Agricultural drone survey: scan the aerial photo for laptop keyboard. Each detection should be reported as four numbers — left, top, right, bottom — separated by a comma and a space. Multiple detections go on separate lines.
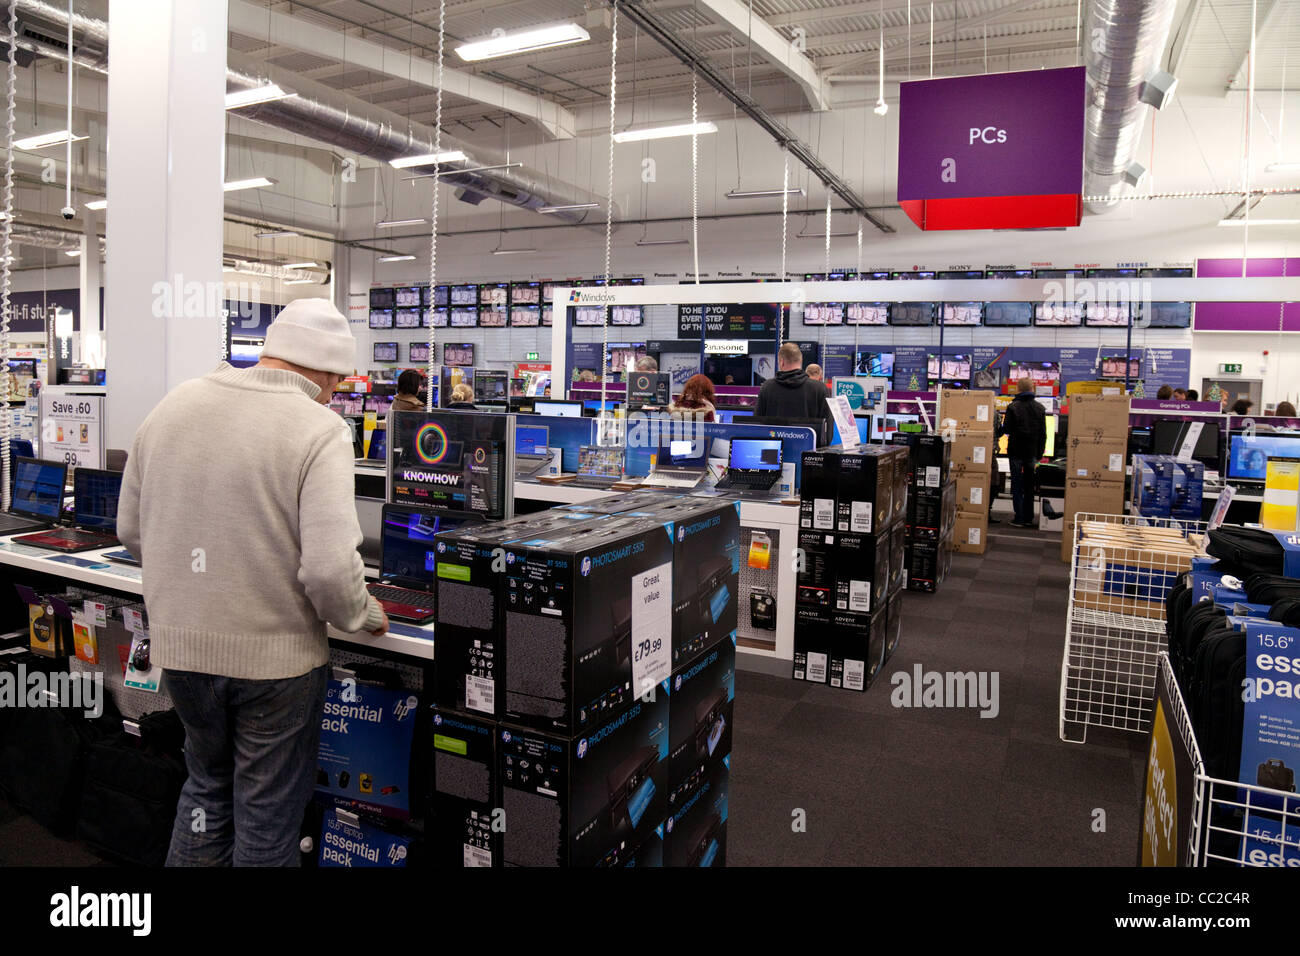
27, 528, 116, 547
716, 472, 778, 490
367, 583, 433, 607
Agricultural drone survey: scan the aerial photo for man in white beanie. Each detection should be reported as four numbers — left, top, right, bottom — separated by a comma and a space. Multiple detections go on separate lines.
117, 298, 388, 867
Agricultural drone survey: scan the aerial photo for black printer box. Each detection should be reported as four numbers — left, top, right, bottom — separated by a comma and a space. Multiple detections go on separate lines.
793, 606, 831, 683
431, 708, 500, 867
798, 529, 888, 615
826, 607, 887, 691
651, 498, 740, 670
799, 450, 840, 531
884, 590, 904, 664
664, 760, 728, 867
835, 446, 894, 535
668, 635, 735, 801
498, 688, 669, 867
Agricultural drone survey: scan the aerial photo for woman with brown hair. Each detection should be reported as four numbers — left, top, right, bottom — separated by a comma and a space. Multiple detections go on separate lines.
666, 373, 717, 422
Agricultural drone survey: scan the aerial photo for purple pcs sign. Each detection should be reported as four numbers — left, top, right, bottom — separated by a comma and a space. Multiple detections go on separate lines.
897, 66, 1086, 202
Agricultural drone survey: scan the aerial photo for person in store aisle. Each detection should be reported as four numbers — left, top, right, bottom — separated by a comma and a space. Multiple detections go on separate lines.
635, 356, 659, 373
1277, 401, 1297, 418
1156, 385, 1174, 400
997, 377, 1047, 529
988, 402, 1003, 525
666, 373, 717, 422
806, 364, 824, 385
756, 341, 833, 442
1232, 398, 1254, 415
116, 298, 389, 868
392, 369, 424, 412
1173, 387, 1188, 400
1186, 389, 1200, 401
448, 382, 477, 409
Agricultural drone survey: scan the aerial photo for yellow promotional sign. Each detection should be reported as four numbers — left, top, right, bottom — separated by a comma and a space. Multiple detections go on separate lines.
1140, 699, 1179, 867
1260, 457, 1300, 532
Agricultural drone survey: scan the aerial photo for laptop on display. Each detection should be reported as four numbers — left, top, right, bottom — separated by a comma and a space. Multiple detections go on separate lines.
713, 439, 783, 493
568, 445, 625, 489
641, 437, 709, 489
0, 458, 68, 535
365, 504, 482, 625
514, 423, 552, 477
16, 467, 122, 553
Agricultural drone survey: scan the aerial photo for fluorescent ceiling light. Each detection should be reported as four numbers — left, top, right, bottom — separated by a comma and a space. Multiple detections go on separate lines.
726, 187, 806, 199
612, 121, 717, 143
1217, 218, 1300, 226
84, 199, 107, 211
377, 218, 426, 228
283, 261, 319, 269
284, 278, 315, 285
224, 177, 277, 192
255, 229, 299, 239
14, 129, 87, 150
636, 238, 690, 246
225, 84, 293, 109
1264, 161, 1300, 172
64, 249, 81, 257
388, 150, 467, 169
456, 23, 590, 62
796, 231, 858, 239
492, 248, 536, 255
378, 254, 417, 262
537, 202, 600, 214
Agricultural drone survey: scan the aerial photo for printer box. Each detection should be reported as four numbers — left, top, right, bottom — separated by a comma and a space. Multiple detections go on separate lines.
556, 490, 674, 516
892, 444, 910, 527
498, 688, 669, 868
884, 589, 903, 664
948, 431, 995, 475
906, 539, 950, 593
953, 512, 988, 555
826, 607, 887, 691
799, 450, 840, 531
796, 529, 835, 609
431, 708, 500, 867
667, 635, 735, 801
797, 529, 888, 614
1171, 459, 1205, 521
792, 606, 831, 683
664, 760, 728, 867
955, 472, 991, 515
938, 388, 996, 429
434, 511, 607, 719
835, 446, 895, 534
890, 432, 950, 490
888, 522, 906, 595
653, 498, 740, 670
1131, 455, 1174, 518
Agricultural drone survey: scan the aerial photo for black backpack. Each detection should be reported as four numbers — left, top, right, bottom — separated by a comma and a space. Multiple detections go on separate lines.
1188, 627, 1247, 782
1207, 527, 1286, 578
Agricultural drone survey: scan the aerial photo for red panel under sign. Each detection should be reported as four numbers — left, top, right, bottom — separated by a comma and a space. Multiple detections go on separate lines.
900, 193, 1083, 231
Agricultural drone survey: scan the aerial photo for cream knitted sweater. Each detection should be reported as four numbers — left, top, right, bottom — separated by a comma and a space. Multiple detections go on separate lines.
117, 363, 385, 679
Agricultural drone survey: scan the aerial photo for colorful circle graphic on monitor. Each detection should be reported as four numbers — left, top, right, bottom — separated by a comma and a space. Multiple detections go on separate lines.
415, 422, 450, 464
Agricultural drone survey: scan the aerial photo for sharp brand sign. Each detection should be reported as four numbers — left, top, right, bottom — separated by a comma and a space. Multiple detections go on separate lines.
897, 66, 1085, 230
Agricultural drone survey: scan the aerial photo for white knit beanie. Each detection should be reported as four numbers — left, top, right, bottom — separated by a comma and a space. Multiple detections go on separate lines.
261, 299, 356, 376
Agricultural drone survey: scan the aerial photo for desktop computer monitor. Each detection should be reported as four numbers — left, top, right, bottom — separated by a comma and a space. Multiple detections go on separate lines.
1228, 432, 1300, 481
1151, 419, 1222, 468
532, 399, 583, 418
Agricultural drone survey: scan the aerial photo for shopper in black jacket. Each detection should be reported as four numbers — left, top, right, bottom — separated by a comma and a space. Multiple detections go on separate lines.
756, 342, 832, 444
998, 378, 1047, 527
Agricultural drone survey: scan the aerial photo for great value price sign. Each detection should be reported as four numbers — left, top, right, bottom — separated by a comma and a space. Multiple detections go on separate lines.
897, 66, 1085, 230
39, 392, 104, 469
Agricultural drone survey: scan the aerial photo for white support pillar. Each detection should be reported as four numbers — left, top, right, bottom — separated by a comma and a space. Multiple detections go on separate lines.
104, 0, 227, 450
79, 209, 102, 343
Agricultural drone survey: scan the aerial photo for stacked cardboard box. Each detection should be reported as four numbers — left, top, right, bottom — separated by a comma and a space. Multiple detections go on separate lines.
1072, 519, 1202, 619
939, 389, 997, 556
431, 495, 740, 867
1062, 393, 1130, 561
794, 445, 909, 690
890, 431, 955, 593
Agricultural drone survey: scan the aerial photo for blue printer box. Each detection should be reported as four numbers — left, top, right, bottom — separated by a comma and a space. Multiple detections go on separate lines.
1170, 459, 1204, 521
1131, 455, 1173, 518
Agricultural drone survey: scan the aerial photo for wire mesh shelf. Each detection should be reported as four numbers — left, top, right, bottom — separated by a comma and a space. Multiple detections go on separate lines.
1060, 513, 1207, 743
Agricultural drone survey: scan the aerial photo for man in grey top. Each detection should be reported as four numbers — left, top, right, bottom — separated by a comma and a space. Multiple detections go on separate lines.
117, 298, 388, 866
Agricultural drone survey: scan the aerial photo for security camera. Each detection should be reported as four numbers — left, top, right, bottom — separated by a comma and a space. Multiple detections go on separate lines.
60, 206, 75, 221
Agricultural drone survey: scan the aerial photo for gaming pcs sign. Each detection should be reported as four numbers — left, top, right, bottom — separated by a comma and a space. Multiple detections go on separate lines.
897, 66, 1085, 230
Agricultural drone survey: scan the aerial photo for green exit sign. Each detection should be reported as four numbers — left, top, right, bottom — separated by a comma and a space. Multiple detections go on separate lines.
1220, 363, 1243, 374
525, 351, 540, 361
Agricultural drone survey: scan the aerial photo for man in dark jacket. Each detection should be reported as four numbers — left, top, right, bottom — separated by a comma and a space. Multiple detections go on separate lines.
998, 378, 1047, 528
756, 342, 832, 444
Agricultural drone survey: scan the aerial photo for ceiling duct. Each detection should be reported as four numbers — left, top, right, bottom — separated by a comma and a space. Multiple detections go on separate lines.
10, 0, 614, 226
1083, 0, 1180, 212
10, 221, 86, 252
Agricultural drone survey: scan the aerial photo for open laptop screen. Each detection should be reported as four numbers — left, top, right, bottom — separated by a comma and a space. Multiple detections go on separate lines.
577, 445, 624, 478
73, 468, 123, 532
516, 425, 549, 457
729, 439, 782, 472
13, 458, 66, 519
658, 437, 708, 469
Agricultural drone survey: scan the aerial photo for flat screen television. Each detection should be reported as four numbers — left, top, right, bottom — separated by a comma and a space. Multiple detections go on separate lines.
450, 284, 478, 306
510, 281, 540, 305
802, 303, 844, 325
1085, 302, 1131, 327
449, 308, 478, 328
394, 286, 421, 308
1228, 432, 1300, 481
394, 308, 421, 329
1139, 301, 1192, 328
846, 302, 888, 325
369, 288, 395, 309
373, 341, 399, 363
940, 302, 982, 326
1152, 418, 1222, 467
369, 309, 395, 329
889, 302, 934, 325
431, 285, 449, 307
443, 343, 474, 367
425, 308, 448, 328
480, 282, 509, 310
611, 305, 643, 326
1099, 355, 1141, 379
1034, 268, 1085, 278
1008, 361, 1060, 390
854, 351, 895, 377
607, 343, 647, 374
937, 270, 985, 279
891, 271, 936, 280
1034, 302, 1084, 326
573, 306, 607, 326
510, 305, 541, 327
928, 354, 972, 384
985, 269, 1034, 279
541, 305, 554, 327
409, 341, 431, 363
479, 307, 508, 328
983, 302, 1033, 327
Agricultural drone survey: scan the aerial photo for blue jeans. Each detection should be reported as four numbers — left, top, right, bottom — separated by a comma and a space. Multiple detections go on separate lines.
164, 666, 328, 867
1009, 458, 1037, 524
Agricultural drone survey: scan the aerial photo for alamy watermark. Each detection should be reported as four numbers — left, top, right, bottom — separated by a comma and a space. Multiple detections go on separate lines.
0, 665, 103, 719
890, 664, 1000, 718
150, 274, 263, 325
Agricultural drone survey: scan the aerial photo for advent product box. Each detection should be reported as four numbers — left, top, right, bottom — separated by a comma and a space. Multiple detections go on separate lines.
883, 590, 903, 664
665, 761, 728, 867
826, 607, 887, 691
890, 432, 950, 489
653, 498, 741, 669
434, 510, 607, 718
887, 523, 906, 594
953, 512, 987, 555
1171, 459, 1205, 521
948, 431, 996, 474
797, 529, 888, 615
907, 486, 944, 538
836, 446, 896, 534
955, 472, 991, 515
905, 539, 950, 593
431, 708, 500, 867
891, 445, 910, 526
938, 389, 996, 430
498, 689, 669, 868
667, 636, 734, 801
1131, 455, 1174, 518
792, 606, 830, 682
799, 450, 840, 531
